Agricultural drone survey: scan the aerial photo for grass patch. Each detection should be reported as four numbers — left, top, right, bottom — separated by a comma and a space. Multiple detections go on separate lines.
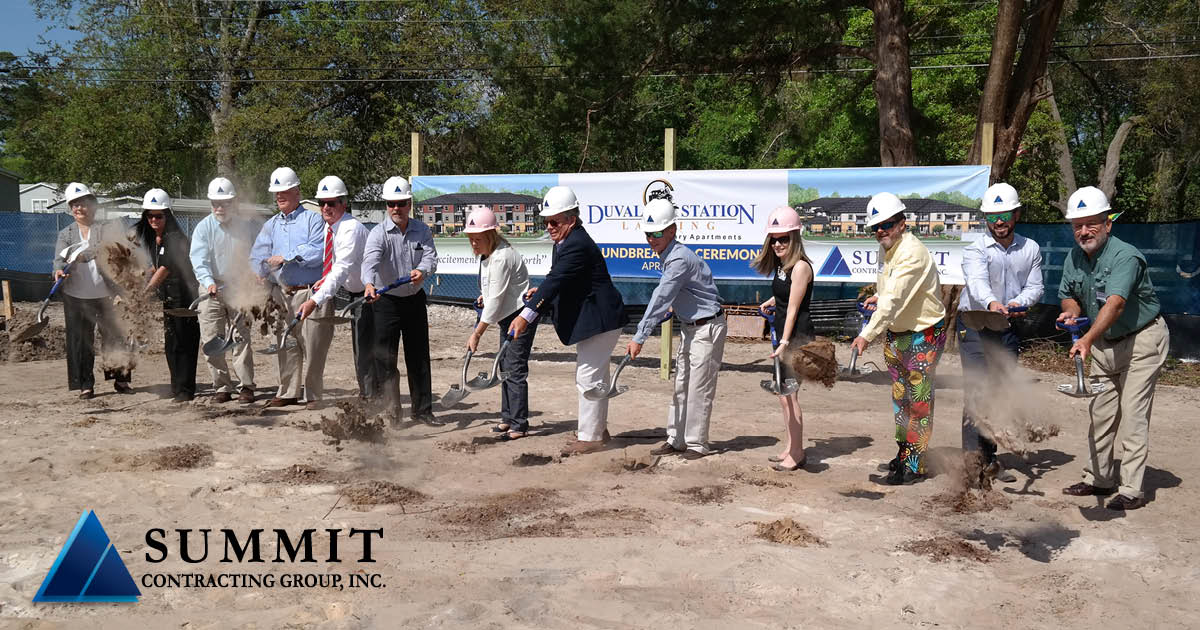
1020, 340, 1200, 387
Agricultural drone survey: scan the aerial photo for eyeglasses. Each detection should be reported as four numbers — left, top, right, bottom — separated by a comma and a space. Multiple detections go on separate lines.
147, 213, 166, 220
645, 230, 666, 239
386, 200, 410, 209
985, 211, 1014, 224
1071, 218, 1105, 233
874, 219, 899, 232
211, 200, 232, 209
545, 217, 570, 228
769, 234, 791, 245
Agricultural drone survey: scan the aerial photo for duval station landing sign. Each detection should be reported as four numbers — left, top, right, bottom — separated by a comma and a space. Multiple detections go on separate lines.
415, 165, 988, 283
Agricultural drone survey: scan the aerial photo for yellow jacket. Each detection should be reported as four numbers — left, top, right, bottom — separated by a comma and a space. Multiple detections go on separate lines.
860, 231, 946, 341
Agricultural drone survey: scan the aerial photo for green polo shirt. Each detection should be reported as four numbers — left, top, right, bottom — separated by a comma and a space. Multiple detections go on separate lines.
1057, 235, 1160, 340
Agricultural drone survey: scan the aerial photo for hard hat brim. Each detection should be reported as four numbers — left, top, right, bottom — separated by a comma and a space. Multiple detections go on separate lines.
980, 204, 1021, 213
207, 193, 235, 201
865, 209, 905, 228
381, 193, 413, 201
538, 203, 578, 217
268, 182, 300, 193
639, 218, 675, 232
463, 225, 498, 234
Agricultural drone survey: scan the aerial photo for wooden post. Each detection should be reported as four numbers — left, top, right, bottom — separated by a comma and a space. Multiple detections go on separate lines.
981, 121, 994, 168
1, 280, 12, 319
660, 128, 676, 380
410, 132, 423, 177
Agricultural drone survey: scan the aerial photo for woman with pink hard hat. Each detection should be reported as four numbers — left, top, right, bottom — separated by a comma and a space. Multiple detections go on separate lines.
751, 206, 815, 471
464, 207, 538, 439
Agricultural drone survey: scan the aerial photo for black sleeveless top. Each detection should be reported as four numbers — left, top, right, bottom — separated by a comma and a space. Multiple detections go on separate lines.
772, 261, 814, 344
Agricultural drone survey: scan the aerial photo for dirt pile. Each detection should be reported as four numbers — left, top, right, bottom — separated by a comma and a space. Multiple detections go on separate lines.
789, 338, 839, 388
679, 485, 731, 505
258, 464, 346, 485
2, 309, 68, 362
343, 481, 427, 506
512, 453, 555, 466
437, 440, 478, 454
150, 444, 215, 470
728, 471, 790, 488
754, 518, 825, 546
900, 536, 992, 563
320, 401, 386, 443
439, 488, 568, 537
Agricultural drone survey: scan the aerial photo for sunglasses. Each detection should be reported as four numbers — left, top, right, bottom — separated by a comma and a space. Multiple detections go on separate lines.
545, 217, 571, 228
386, 200, 410, 208
985, 211, 1014, 224
874, 219, 899, 232
319, 199, 342, 208
211, 200, 232, 209
645, 230, 667, 239
769, 235, 791, 245
147, 213, 166, 220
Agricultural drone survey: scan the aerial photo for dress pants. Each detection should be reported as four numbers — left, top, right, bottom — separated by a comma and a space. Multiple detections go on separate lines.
348, 291, 377, 398
197, 296, 254, 393
373, 290, 433, 417
276, 288, 333, 401
574, 328, 622, 442
665, 316, 727, 454
163, 313, 200, 396
498, 309, 537, 427
63, 293, 130, 391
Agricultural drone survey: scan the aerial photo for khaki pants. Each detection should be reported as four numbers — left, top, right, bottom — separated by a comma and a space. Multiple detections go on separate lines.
665, 316, 728, 454
575, 328, 622, 442
1083, 317, 1169, 499
198, 296, 254, 393
276, 289, 334, 401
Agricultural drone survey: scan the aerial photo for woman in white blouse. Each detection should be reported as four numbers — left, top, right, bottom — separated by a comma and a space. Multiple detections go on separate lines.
464, 207, 537, 440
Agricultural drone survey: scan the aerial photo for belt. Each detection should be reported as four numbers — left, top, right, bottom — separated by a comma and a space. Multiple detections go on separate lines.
686, 313, 723, 327
284, 284, 312, 295
1106, 315, 1161, 344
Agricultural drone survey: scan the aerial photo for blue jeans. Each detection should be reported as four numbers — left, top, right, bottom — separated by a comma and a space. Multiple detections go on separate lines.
956, 318, 1020, 459
498, 309, 537, 428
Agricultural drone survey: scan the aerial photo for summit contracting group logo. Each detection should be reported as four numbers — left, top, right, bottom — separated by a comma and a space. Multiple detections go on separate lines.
34, 510, 140, 603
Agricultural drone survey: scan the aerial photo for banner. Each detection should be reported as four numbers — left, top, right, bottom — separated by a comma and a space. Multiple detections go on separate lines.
416, 165, 989, 284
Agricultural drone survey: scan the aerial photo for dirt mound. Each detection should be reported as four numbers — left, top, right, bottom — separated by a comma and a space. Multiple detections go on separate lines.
151, 444, 215, 470
926, 489, 1012, 515
679, 485, 731, 505
258, 464, 346, 485
728, 471, 790, 488
437, 440, 478, 454
440, 488, 559, 529
320, 401, 386, 443
755, 518, 825, 546
603, 453, 660, 474
72, 416, 100, 428
900, 536, 991, 563
343, 481, 427, 506
512, 453, 555, 466
789, 338, 839, 388
2, 309, 68, 362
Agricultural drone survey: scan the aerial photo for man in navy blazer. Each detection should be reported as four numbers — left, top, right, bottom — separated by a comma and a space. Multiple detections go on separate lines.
510, 185, 628, 455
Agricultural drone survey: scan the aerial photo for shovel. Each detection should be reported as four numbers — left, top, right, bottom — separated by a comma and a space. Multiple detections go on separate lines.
261, 310, 302, 356
439, 350, 474, 409
202, 311, 245, 357
465, 307, 542, 391
13, 244, 86, 343
309, 276, 415, 325
583, 352, 633, 401
839, 302, 876, 381
163, 292, 214, 318
1055, 317, 1107, 398
758, 307, 799, 396
959, 305, 1028, 332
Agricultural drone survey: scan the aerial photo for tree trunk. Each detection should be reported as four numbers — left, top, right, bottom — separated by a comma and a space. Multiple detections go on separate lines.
871, 0, 916, 166
1045, 75, 1076, 210
968, 0, 1022, 169
1098, 115, 1142, 199
967, 0, 1066, 181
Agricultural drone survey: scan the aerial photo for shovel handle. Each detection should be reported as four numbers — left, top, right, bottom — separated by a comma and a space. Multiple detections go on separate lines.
847, 345, 860, 374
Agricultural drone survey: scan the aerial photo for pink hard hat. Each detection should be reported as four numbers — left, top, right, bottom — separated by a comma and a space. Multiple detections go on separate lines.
463, 207, 499, 233
765, 206, 802, 233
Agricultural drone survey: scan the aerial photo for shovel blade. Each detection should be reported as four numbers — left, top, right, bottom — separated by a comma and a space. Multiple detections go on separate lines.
582, 385, 612, 401
11, 320, 48, 344
759, 378, 782, 395
465, 371, 499, 390
202, 337, 229, 357
163, 308, 199, 317
1056, 382, 1107, 398
440, 385, 468, 409
780, 379, 799, 395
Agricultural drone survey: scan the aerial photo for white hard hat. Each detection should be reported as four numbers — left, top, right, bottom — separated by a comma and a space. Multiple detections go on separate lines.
142, 188, 171, 210
268, 166, 301, 192
639, 198, 677, 232
765, 206, 802, 233
207, 177, 235, 200
315, 175, 348, 200
865, 192, 906, 227
64, 182, 95, 204
540, 185, 579, 217
1064, 186, 1111, 220
464, 207, 499, 233
381, 176, 413, 201
981, 182, 1021, 213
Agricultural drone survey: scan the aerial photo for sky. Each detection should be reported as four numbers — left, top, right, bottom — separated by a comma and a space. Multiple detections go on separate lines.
0, 0, 81, 56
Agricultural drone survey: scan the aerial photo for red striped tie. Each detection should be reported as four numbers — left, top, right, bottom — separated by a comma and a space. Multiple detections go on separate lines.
315, 225, 333, 289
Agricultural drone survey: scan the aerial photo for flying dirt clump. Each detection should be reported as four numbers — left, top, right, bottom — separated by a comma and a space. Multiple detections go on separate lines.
755, 518, 825, 546
788, 338, 839, 388
320, 401, 386, 443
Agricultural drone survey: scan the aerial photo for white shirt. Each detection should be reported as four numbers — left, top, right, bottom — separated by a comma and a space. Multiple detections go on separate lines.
311, 214, 369, 306
959, 232, 1044, 311
479, 240, 530, 325
63, 226, 110, 300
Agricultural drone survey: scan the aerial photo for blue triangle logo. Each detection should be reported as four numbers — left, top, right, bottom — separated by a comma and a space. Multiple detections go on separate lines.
871, 208, 879, 216
150, 197, 158, 203
468, 219, 475, 226
994, 195, 1004, 203
33, 510, 140, 603
321, 184, 328, 191
274, 178, 281, 185
817, 246, 853, 277
74, 186, 82, 192
1077, 200, 1087, 208
394, 186, 402, 193
217, 186, 225, 193
771, 218, 779, 225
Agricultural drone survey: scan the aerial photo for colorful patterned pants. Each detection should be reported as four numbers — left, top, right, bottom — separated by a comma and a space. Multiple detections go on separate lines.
884, 320, 948, 474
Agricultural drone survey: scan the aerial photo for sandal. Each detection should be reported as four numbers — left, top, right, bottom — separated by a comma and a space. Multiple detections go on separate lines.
78, 389, 95, 400
490, 423, 511, 433
500, 430, 528, 441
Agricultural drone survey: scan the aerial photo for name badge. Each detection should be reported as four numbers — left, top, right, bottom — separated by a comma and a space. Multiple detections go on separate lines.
1096, 290, 1109, 304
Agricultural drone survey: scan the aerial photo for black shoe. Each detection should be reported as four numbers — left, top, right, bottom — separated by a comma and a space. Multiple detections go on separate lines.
680, 449, 710, 461
173, 392, 194, 403
114, 381, 134, 394
413, 413, 441, 425
885, 468, 924, 486
877, 457, 901, 473
1106, 494, 1147, 510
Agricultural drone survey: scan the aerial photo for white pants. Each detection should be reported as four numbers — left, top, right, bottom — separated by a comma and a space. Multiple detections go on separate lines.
666, 316, 727, 454
575, 328, 622, 441
197, 295, 254, 393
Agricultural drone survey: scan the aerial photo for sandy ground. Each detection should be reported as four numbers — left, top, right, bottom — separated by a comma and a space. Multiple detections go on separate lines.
1, 303, 1198, 629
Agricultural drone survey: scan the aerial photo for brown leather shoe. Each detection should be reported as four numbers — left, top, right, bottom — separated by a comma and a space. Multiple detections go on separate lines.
1062, 482, 1116, 497
238, 388, 255, 403
213, 392, 232, 403
305, 400, 324, 411
561, 440, 607, 457
1106, 494, 1147, 510
649, 443, 682, 456
265, 397, 299, 408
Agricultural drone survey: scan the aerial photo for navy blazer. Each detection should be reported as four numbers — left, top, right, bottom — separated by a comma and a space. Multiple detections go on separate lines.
527, 223, 627, 345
